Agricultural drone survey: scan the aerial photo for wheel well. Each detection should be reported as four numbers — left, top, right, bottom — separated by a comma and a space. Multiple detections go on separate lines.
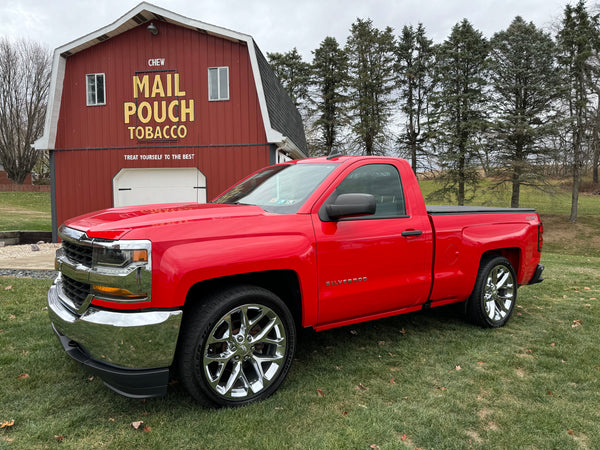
481, 248, 520, 274
183, 270, 303, 328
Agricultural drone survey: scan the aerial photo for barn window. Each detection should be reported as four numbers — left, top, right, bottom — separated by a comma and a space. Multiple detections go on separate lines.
208, 67, 229, 101
86, 73, 106, 106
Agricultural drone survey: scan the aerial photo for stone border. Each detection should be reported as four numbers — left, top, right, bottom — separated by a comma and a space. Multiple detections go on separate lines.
0, 231, 53, 246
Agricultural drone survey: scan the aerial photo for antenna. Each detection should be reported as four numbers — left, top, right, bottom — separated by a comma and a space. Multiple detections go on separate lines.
327, 150, 346, 160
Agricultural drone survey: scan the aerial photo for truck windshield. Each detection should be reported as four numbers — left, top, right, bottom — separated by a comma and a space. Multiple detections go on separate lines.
213, 163, 339, 214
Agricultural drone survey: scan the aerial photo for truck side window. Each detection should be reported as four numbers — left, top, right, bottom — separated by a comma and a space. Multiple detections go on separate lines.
335, 164, 406, 217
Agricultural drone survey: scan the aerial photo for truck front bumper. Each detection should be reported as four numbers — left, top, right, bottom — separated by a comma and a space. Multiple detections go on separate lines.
48, 279, 183, 398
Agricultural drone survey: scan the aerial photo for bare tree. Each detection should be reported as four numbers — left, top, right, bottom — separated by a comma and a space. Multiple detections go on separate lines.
0, 38, 51, 184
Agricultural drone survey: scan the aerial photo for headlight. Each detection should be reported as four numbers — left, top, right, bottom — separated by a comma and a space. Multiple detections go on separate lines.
88, 240, 152, 304
93, 247, 148, 268
91, 240, 152, 271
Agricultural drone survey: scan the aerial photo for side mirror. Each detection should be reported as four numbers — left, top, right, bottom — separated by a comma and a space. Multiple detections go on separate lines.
325, 193, 376, 220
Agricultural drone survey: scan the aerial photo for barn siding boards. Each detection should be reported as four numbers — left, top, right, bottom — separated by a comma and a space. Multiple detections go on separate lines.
53, 145, 270, 225
55, 23, 266, 149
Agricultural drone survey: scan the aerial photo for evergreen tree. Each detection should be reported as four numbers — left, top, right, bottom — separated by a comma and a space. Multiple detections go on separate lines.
311, 37, 348, 156
345, 19, 396, 155
488, 16, 561, 207
396, 23, 433, 174
429, 20, 489, 205
557, 0, 600, 223
267, 48, 311, 108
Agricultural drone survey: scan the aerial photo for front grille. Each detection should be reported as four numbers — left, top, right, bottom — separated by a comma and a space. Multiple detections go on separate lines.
62, 275, 91, 310
63, 240, 93, 267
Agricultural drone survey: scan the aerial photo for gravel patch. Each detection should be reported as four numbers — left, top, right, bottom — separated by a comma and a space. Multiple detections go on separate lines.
0, 243, 60, 278
0, 268, 57, 279
0, 242, 61, 258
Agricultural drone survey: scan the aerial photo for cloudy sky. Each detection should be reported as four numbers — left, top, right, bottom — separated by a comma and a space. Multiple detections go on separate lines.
3, 0, 572, 59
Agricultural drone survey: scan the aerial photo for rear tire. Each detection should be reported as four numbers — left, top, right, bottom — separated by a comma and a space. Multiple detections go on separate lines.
467, 256, 517, 328
177, 285, 296, 408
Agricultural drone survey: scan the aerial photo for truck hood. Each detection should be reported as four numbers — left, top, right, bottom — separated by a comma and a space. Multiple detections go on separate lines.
64, 203, 267, 240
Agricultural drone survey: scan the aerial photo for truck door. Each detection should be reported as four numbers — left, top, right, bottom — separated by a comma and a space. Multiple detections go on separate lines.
313, 162, 433, 326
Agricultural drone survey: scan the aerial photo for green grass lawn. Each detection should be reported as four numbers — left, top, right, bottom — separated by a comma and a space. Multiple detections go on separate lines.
0, 192, 51, 231
1, 179, 599, 448
1, 252, 599, 449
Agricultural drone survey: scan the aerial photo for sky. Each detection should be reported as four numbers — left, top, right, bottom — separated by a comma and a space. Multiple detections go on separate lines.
2, 0, 573, 60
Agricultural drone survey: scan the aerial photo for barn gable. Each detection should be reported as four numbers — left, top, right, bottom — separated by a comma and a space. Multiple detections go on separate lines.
36, 1, 307, 158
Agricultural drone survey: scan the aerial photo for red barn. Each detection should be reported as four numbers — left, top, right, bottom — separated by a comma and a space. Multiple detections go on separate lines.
35, 2, 306, 241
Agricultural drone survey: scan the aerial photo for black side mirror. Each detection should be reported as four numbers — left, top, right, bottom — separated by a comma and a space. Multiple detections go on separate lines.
325, 193, 376, 220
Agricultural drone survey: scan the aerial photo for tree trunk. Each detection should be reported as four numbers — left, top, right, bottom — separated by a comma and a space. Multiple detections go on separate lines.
593, 144, 599, 184
458, 152, 465, 206
511, 170, 521, 208
570, 165, 580, 223
593, 97, 600, 184
569, 125, 582, 223
410, 133, 417, 174
511, 146, 523, 208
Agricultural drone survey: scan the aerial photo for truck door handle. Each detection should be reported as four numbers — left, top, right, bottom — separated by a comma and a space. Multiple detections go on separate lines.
402, 230, 423, 237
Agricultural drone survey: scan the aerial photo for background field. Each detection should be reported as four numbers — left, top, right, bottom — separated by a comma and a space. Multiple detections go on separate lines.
0, 192, 51, 232
1, 181, 599, 449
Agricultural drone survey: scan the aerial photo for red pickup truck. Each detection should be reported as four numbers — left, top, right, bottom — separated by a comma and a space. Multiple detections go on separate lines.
48, 156, 544, 407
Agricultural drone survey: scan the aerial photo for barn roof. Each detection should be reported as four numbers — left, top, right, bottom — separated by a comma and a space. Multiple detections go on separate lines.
36, 1, 307, 158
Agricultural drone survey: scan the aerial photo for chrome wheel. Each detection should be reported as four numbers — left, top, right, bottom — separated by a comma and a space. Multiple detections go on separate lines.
203, 304, 287, 399
178, 285, 295, 407
467, 256, 517, 328
483, 264, 515, 322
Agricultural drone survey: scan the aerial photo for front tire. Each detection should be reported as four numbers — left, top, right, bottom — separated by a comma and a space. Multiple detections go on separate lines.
467, 256, 517, 328
177, 285, 296, 408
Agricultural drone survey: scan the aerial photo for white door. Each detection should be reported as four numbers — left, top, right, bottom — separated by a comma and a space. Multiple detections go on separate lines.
113, 168, 207, 207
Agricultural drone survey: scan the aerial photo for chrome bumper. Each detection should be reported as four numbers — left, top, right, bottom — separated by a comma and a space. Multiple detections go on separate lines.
48, 277, 182, 370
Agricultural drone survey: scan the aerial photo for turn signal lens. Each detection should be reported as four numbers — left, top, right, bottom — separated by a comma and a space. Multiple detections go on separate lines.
92, 285, 147, 300
132, 249, 148, 262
